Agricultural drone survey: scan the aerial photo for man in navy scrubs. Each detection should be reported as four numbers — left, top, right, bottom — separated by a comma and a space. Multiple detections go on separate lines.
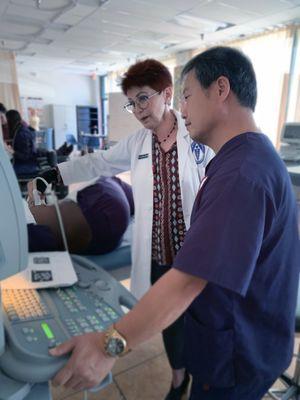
172, 47, 300, 399
50, 47, 300, 400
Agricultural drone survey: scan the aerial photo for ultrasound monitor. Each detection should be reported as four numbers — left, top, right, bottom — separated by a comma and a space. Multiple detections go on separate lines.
0, 128, 28, 356
281, 123, 300, 145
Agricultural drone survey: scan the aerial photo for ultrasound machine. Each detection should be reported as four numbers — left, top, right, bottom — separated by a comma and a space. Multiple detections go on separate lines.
279, 122, 300, 164
0, 132, 136, 399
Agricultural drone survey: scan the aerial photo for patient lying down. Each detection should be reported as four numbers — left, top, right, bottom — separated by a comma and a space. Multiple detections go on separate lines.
26, 176, 134, 255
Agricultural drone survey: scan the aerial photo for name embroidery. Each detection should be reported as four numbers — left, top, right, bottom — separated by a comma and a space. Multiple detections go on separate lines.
138, 153, 149, 160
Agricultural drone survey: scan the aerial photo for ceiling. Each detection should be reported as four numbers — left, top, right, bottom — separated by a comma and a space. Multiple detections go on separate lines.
1, 0, 300, 76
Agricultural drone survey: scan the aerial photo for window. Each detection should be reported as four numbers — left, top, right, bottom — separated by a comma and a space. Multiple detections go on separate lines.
100, 75, 108, 137
229, 29, 294, 146
286, 28, 300, 123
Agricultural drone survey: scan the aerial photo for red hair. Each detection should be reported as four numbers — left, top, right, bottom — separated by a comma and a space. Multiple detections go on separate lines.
121, 59, 172, 95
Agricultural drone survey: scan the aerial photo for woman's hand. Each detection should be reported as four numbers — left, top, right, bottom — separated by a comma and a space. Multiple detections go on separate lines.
0, 113, 7, 125
27, 180, 46, 208
4, 142, 14, 157
27, 180, 35, 208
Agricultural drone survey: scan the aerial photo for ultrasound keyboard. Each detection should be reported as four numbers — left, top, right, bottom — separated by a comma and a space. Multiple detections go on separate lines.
0, 255, 136, 384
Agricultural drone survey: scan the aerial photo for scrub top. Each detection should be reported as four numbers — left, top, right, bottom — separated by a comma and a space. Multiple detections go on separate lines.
174, 133, 300, 395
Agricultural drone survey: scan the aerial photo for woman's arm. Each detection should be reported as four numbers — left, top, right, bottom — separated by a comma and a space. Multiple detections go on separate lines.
58, 132, 138, 185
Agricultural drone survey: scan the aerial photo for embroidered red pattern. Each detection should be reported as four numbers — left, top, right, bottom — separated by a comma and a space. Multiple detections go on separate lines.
152, 134, 186, 265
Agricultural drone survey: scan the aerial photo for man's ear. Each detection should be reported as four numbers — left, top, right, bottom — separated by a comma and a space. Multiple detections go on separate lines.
216, 76, 230, 100
164, 86, 173, 105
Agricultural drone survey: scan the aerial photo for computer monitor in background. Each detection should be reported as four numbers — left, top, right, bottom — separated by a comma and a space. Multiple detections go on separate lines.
281, 123, 300, 145
0, 130, 28, 355
35, 129, 54, 151
279, 123, 300, 164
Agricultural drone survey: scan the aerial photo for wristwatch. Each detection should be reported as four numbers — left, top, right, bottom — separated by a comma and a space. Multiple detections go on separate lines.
104, 325, 130, 358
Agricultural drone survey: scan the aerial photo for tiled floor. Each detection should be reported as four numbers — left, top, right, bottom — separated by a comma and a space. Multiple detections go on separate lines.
50, 333, 186, 400
50, 266, 299, 400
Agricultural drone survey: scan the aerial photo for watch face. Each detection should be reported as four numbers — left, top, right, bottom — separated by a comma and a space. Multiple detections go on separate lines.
107, 337, 125, 356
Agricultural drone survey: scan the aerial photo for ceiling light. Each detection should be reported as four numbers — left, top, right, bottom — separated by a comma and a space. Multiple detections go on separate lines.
28, 0, 76, 12
161, 43, 177, 50
172, 14, 229, 33
34, 0, 42, 8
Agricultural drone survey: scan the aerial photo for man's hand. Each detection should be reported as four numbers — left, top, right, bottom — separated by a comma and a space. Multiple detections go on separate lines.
50, 332, 116, 391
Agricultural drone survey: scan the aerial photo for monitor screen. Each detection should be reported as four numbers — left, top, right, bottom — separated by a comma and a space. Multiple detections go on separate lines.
0, 129, 28, 355
282, 123, 300, 143
0, 141, 28, 281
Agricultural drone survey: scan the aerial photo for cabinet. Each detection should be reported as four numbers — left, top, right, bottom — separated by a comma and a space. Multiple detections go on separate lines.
76, 106, 100, 150
47, 105, 100, 150
76, 106, 99, 136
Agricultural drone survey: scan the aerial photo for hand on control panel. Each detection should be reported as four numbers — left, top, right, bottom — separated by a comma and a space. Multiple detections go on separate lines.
50, 332, 115, 391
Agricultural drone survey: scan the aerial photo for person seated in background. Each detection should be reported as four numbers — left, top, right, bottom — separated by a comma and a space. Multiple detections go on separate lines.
0, 102, 9, 141
0, 103, 14, 157
6, 109, 41, 175
1, 103, 38, 137
26, 175, 134, 255
6, 109, 73, 176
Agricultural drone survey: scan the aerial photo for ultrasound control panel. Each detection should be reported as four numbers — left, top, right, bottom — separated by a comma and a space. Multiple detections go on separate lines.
279, 144, 300, 163
0, 255, 136, 385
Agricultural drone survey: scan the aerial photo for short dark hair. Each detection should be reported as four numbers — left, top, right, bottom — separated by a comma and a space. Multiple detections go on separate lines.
0, 103, 6, 113
121, 59, 172, 95
181, 46, 257, 111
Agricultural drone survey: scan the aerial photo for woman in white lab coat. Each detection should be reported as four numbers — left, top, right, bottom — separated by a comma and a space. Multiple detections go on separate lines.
41, 59, 214, 400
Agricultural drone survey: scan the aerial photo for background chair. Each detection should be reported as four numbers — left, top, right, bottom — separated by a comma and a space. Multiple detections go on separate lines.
268, 281, 300, 399
78, 132, 101, 154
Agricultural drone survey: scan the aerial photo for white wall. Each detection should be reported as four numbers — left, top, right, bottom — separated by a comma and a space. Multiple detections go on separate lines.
18, 70, 96, 105
18, 70, 97, 127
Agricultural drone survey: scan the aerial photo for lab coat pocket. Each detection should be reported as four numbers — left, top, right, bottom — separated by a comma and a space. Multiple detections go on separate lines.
184, 312, 235, 388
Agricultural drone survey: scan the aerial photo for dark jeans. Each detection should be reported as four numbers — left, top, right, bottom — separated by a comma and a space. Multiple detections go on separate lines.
151, 260, 185, 370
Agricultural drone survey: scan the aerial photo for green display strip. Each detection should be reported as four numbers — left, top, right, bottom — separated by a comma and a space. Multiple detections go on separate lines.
41, 322, 55, 339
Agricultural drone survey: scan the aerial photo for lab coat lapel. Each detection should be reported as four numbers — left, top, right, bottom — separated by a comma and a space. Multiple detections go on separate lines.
174, 110, 199, 230
140, 130, 153, 184
130, 130, 153, 299
134, 130, 153, 210
176, 110, 190, 183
